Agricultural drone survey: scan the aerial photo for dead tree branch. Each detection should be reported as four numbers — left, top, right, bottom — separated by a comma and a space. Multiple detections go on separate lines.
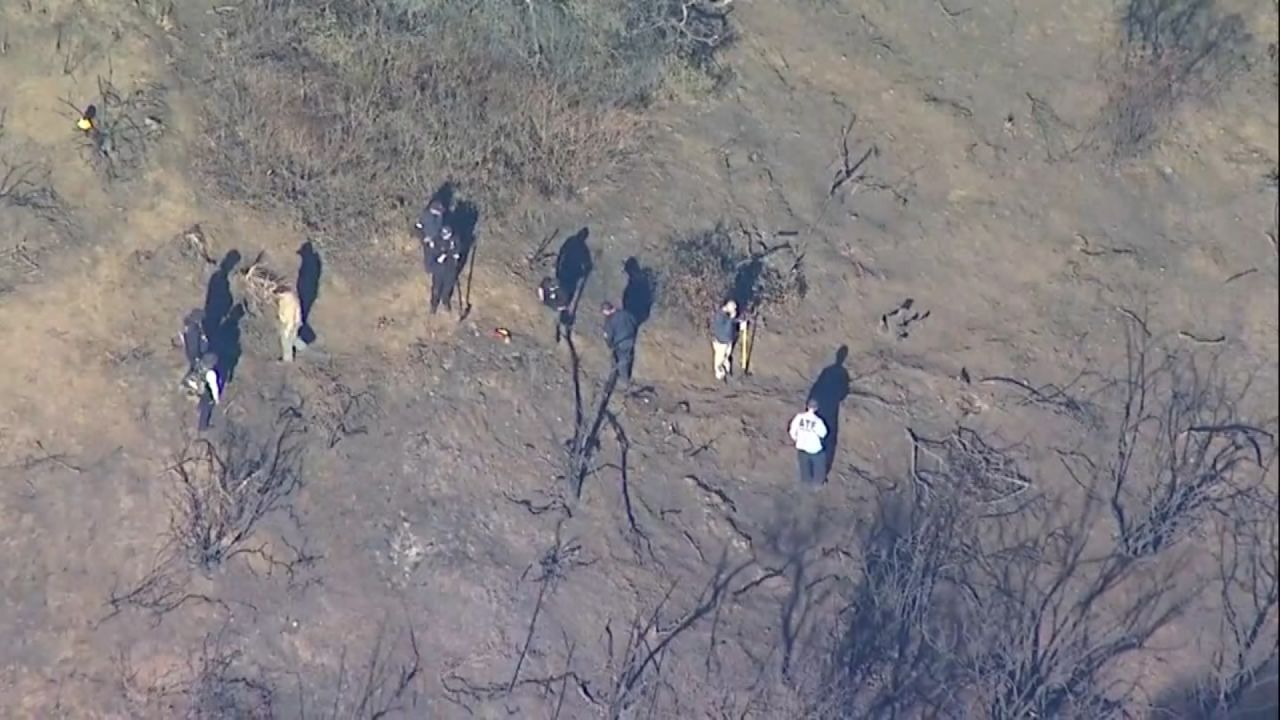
828, 113, 878, 197
1106, 331, 1274, 559
602, 409, 655, 560
821, 334, 1275, 718
119, 625, 274, 718
604, 556, 753, 718
510, 520, 592, 692
166, 416, 306, 570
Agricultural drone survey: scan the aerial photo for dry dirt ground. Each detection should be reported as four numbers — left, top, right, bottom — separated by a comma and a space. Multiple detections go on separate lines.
1, 0, 1277, 718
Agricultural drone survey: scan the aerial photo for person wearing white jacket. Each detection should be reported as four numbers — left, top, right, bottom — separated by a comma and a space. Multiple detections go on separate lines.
789, 398, 829, 485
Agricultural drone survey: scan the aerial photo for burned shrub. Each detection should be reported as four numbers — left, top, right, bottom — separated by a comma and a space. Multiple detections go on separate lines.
195, 0, 734, 257
121, 629, 273, 720
1097, 0, 1251, 158
659, 221, 806, 322
69, 76, 167, 183
166, 417, 305, 571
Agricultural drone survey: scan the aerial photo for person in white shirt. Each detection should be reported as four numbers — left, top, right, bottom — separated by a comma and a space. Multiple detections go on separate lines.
789, 398, 829, 485
182, 351, 222, 431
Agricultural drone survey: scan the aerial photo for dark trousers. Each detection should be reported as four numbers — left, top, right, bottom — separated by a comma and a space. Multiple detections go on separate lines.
797, 449, 827, 486
429, 265, 459, 313
612, 344, 634, 384
552, 309, 574, 343
197, 394, 216, 431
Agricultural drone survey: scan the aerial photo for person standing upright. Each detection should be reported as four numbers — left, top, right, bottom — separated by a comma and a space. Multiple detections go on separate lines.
538, 276, 572, 343
177, 309, 220, 430
181, 351, 221, 431
179, 309, 208, 375
426, 225, 462, 314
709, 299, 739, 382
789, 398, 829, 486
601, 301, 638, 386
415, 199, 447, 245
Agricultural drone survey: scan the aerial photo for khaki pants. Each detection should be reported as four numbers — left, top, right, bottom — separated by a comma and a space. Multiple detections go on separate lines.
712, 340, 734, 380
280, 327, 307, 362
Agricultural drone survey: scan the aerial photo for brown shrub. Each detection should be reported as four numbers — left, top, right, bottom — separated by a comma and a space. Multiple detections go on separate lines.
659, 221, 806, 323
1096, 0, 1251, 159
193, 0, 732, 260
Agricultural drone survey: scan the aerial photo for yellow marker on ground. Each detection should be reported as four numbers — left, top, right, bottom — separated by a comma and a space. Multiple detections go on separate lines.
77, 104, 97, 132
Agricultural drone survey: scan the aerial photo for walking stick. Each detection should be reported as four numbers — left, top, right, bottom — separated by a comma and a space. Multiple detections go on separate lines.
740, 317, 754, 375
460, 239, 478, 321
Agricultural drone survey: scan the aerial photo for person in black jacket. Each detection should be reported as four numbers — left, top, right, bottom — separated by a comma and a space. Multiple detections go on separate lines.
538, 276, 572, 342
415, 199, 447, 245
601, 301, 638, 385
179, 309, 208, 375
709, 299, 739, 382
425, 225, 462, 314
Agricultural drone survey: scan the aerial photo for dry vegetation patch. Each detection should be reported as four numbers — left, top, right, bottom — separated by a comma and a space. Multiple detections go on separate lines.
659, 221, 807, 323
1096, 0, 1252, 158
195, 0, 733, 254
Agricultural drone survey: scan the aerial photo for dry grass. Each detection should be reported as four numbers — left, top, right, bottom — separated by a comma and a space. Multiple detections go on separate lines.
193, 0, 732, 258
1096, 0, 1251, 158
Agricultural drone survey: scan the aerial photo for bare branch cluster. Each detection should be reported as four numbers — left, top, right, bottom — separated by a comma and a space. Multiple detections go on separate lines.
105, 416, 314, 623
120, 627, 273, 719
1102, 334, 1273, 559
65, 76, 167, 182
1096, 0, 1251, 158
660, 220, 807, 324
118, 625, 422, 720
304, 626, 422, 720
1161, 492, 1279, 717
294, 367, 379, 450
166, 418, 306, 571
818, 336, 1277, 719
586, 556, 751, 718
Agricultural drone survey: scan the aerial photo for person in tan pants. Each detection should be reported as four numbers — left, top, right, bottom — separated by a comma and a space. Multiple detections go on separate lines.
710, 300, 739, 381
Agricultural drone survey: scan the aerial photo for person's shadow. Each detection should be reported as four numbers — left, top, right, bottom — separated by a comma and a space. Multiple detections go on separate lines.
429, 182, 454, 212
296, 241, 322, 345
556, 227, 593, 331
622, 257, 655, 327
808, 345, 851, 473
731, 256, 764, 310
215, 304, 245, 385
450, 199, 480, 317
202, 250, 245, 384
202, 249, 240, 338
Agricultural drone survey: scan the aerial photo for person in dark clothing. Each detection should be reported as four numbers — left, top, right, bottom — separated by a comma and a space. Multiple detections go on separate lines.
601, 301, 638, 384
425, 225, 462, 314
415, 199, 447, 244
538, 276, 573, 342
181, 351, 222, 431
709, 299, 739, 382
179, 309, 208, 375
179, 309, 220, 430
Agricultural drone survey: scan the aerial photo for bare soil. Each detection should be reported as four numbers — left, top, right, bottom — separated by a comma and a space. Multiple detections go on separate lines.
1, 0, 1276, 718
